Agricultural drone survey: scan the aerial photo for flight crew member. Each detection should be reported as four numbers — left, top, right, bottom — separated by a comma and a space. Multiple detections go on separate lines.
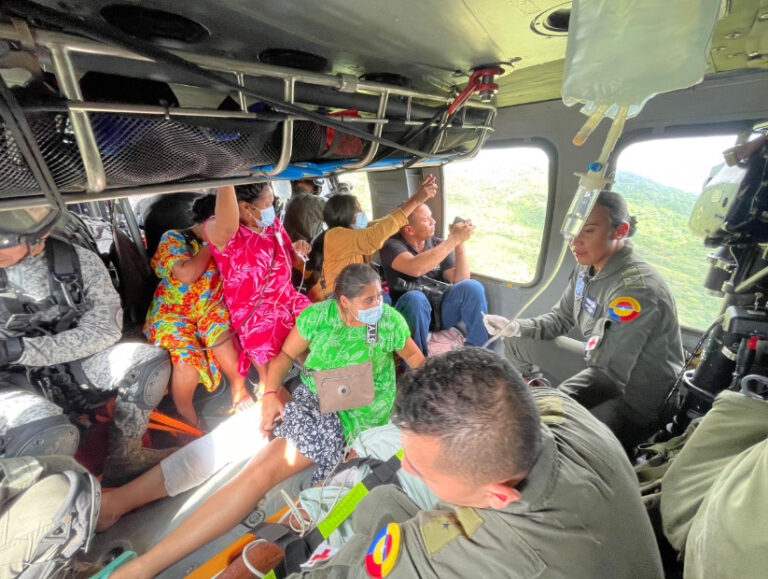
485, 191, 685, 454
243, 348, 663, 578
379, 204, 488, 356
0, 207, 171, 481
284, 179, 326, 243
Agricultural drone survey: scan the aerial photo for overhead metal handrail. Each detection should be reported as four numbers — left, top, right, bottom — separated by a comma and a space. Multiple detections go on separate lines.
48, 44, 106, 193
0, 17, 499, 201
0, 24, 494, 110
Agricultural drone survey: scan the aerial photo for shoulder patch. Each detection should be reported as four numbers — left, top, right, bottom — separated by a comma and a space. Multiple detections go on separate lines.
455, 507, 484, 537
622, 266, 646, 289
536, 395, 565, 424
420, 514, 462, 557
607, 296, 641, 322
366, 522, 401, 578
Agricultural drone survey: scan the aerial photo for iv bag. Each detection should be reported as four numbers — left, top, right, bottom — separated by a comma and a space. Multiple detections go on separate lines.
561, 0, 722, 119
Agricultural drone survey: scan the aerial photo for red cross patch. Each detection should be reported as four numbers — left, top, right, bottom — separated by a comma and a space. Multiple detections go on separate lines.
301, 543, 339, 569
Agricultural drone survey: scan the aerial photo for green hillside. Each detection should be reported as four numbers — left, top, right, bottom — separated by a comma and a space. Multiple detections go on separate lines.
614, 171, 722, 329
350, 164, 723, 330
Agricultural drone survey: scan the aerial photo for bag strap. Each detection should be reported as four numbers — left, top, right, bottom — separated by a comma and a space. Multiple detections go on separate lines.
45, 238, 84, 333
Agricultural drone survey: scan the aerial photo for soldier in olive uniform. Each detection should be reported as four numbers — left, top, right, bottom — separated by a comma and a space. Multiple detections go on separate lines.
275, 348, 662, 578
486, 191, 684, 453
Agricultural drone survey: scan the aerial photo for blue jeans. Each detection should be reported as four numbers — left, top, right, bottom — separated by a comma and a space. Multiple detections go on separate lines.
394, 279, 489, 356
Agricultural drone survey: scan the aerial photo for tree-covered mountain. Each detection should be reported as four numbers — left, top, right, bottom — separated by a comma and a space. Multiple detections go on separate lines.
353, 163, 723, 329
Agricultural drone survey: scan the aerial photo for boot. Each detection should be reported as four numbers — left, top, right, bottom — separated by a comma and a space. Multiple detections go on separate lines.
102, 438, 176, 487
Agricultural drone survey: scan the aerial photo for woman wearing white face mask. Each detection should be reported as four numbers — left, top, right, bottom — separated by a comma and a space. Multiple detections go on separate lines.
205, 183, 313, 388
104, 264, 423, 579
307, 175, 438, 301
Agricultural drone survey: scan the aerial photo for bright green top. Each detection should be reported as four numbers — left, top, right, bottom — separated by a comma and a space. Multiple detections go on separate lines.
295, 300, 410, 441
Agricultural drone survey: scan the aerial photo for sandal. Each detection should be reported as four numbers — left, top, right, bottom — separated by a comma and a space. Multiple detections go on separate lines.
89, 550, 137, 578
232, 395, 257, 413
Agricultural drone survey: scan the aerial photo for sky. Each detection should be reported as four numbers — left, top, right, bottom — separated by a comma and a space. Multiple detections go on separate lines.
616, 135, 737, 194
440, 134, 739, 196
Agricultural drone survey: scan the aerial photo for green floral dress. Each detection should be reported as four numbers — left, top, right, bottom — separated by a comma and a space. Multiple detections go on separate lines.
295, 300, 410, 441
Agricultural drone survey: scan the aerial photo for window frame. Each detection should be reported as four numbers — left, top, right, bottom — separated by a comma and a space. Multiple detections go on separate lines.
440, 137, 557, 288
608, 122, 755, 332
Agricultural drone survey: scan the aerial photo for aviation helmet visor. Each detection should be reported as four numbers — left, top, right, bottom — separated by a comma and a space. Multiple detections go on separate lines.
0, 206, 60, 248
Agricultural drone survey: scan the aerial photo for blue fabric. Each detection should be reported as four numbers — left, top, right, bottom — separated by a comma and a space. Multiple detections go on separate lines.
394, 279, 489, 355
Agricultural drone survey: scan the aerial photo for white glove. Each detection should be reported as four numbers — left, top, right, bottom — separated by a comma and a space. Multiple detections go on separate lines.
483, 314, 521, 337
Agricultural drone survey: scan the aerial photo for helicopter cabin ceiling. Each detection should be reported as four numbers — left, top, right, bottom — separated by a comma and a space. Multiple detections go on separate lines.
18, 0, 767, 109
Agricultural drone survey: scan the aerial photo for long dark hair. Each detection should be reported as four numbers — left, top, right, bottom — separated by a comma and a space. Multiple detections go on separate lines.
323, 194, 357, 229
334, 263, 380, 300
190, 194, 216, 223
309, 194, 359, 273
234, 182, 272, 204
596, 191, 637, 237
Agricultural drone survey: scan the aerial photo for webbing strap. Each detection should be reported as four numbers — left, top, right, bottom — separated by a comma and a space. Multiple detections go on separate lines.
45, 238, 84, 333
305, 450, 403, 551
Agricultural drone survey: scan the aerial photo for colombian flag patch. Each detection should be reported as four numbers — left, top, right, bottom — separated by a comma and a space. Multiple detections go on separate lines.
607, 296, 641, 322
365, 522, 401, 578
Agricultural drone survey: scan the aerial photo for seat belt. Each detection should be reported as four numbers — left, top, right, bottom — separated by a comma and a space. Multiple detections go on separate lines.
45, 238, 84, 333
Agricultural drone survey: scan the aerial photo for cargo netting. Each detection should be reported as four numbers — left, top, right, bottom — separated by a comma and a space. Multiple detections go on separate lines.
0, 111, 370, 196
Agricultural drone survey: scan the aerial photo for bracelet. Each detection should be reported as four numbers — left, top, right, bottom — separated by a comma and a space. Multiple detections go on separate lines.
262, 390, 285, 403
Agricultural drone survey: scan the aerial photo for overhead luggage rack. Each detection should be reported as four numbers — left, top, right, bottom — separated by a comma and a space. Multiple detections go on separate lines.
0, 18, 500, 209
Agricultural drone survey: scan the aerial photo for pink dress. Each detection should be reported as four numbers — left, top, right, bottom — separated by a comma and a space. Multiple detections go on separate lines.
206, 219, 311, 373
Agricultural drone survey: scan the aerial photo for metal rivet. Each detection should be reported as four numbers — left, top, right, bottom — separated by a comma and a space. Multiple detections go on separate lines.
712, 46, 727, 52
725, 31, 742, 39
758, 12, 768, 21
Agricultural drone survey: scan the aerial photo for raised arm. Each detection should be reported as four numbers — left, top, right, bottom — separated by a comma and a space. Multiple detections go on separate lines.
391, 221, 472, 279
443, 220, 474, 283
398, 174, 438, 218
204, 186, 241, 249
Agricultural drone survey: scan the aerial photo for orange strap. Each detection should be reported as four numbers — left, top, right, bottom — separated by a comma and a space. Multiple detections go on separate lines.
184, 504, 292, 578
148, 410, 203, 437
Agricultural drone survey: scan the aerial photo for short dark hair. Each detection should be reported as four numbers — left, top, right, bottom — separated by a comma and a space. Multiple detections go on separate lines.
190, 194, 216, 223
334, 263, 380, 300
393, 347, 542, 484
323, 194, 357, 229
596, 191, 637, 237
234, 182, 272, 204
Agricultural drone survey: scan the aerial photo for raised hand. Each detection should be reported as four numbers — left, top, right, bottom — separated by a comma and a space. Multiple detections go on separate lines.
413, 174, 438, 203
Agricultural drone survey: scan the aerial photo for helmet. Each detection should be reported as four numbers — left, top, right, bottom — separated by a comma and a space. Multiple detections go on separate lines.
0, 206, 60, 249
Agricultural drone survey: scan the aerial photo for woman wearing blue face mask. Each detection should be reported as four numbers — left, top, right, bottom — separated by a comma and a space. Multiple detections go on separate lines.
307, 175, 438, 301
105, 264, 423, 579
205, 183, 313, 389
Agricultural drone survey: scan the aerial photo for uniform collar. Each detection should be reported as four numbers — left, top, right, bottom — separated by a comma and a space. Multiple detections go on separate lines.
503, 426, 557, 512
592, 241, 634, 279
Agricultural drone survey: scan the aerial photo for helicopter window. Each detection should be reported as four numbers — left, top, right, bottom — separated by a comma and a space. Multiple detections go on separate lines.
342, 172, 374, 216
614, 134, 738, 330
443, 145, 551, 284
